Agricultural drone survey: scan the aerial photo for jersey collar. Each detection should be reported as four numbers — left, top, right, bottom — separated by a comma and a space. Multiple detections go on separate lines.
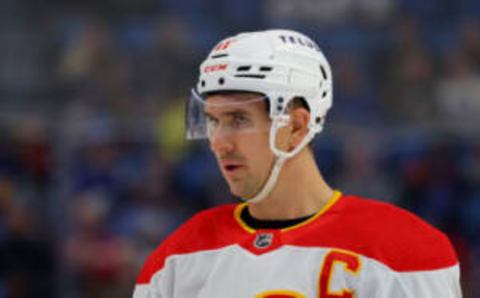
234, 190, 342, 234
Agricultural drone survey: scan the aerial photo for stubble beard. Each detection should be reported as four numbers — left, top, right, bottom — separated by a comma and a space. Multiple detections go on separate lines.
219, 150, 275, 200
227, 168, 270, 200
229, 176, 256, 199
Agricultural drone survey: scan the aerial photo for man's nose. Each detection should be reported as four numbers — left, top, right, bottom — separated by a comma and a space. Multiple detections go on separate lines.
209, 131, 234, 154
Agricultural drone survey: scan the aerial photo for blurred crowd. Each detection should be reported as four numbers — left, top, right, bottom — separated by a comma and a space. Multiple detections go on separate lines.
0, 0, 479, 297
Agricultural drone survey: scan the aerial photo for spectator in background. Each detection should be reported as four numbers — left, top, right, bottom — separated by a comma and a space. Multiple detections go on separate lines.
379, 16, 437, 123
63, 191, 134, 298
458, 18, 480, 68
136, 16, 196, 102
329, 53, 383, 125
0, 182, 55, 298
335, 132, 398, 203
435, 48, 480, 124
263, 0, 394, 25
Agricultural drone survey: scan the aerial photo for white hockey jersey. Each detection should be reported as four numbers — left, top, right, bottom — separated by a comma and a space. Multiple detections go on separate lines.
133, 192, 462, 297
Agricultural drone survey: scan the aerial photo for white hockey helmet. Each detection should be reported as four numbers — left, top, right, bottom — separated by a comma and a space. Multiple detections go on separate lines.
197, 29, 331, 132
188, 29, 333, 203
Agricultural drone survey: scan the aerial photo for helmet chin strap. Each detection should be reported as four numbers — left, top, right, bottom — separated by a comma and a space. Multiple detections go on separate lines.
244, 155, 286, 204
241, 116, 319, 204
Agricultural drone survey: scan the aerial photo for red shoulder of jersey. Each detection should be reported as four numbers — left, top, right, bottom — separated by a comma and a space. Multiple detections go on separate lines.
136, 204, 240, 284
287, 195, 458, 272
136, 194, 459, 283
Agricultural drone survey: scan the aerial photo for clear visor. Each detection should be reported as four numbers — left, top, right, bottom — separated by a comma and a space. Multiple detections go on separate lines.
186, 89, 271, 140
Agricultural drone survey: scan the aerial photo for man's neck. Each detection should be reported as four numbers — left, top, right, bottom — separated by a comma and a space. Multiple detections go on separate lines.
247, 149, 334, 220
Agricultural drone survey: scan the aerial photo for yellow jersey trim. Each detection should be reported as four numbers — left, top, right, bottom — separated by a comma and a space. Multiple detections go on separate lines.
234, 202, 256, 234
233, 190, 342, 234
255, 289, 306, 298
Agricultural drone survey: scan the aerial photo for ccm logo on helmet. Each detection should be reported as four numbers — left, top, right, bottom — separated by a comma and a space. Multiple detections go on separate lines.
279, 35, 320, 52
203, 64, 228, 73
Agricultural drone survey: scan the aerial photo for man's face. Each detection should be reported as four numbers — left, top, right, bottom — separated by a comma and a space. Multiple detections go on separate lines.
205, 92, 275, 199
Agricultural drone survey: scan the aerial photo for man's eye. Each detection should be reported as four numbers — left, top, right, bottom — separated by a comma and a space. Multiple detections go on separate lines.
206, 116, 219, 127
233, 114, 250, 127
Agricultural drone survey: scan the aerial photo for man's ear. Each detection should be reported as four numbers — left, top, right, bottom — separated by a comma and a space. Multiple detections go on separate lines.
289, 107, 310, 148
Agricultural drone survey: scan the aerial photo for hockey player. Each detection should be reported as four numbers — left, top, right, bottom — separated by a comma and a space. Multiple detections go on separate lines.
133, 29, 462, 298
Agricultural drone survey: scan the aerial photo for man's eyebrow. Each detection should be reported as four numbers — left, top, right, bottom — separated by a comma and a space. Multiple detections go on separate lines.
204, 109, 250, 119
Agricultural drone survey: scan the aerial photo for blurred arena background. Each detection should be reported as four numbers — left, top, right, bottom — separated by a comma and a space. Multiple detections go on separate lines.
0, 0, 479, 297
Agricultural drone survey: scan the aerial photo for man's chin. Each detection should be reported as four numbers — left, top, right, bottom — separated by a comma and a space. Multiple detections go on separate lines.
228, 186, 244, 198
228, 184, 257, 201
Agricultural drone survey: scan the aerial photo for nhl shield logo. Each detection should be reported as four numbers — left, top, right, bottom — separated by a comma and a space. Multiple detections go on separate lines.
254, 233, 273, 249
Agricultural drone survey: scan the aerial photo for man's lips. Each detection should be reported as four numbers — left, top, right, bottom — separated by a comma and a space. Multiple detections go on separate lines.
220, 160, 244, 173
225, 165, 242, 171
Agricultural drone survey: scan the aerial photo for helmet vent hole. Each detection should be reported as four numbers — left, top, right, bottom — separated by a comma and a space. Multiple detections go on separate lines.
211, 54, 229, 59
315, 117, 321, 124
259, 66, 273, 72
219, 78, 225, 85
201, 80, 206, 87
237, 66, 251, 72
320, 65, 328, 80
322, 91, 327, 98
278, 97, 284, 103
234, 74, 266, 79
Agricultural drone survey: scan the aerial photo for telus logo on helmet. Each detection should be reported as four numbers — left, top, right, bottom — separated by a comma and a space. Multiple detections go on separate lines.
279, 35, 321, 52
